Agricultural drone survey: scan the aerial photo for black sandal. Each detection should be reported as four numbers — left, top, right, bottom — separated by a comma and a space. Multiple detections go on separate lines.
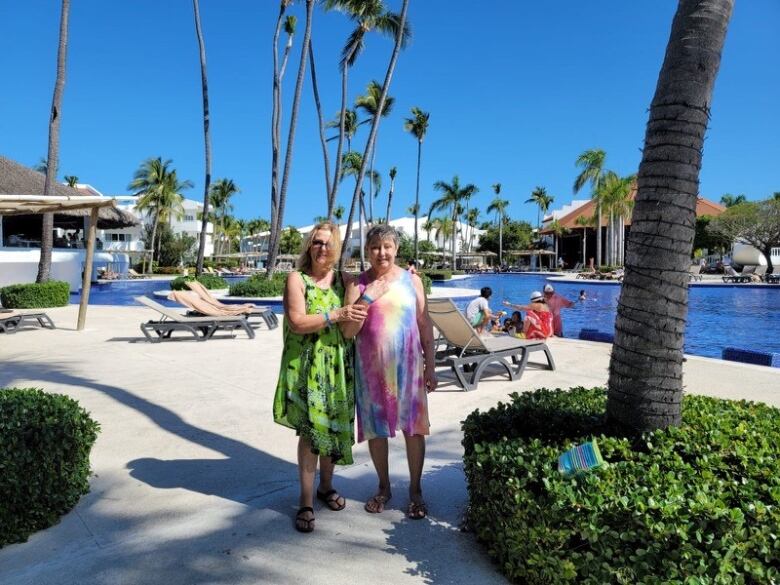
295, 506, 315, 533
316, 489, 346, 511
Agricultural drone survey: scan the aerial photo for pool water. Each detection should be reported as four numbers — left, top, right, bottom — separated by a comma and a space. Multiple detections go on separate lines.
435, 274, 780, 360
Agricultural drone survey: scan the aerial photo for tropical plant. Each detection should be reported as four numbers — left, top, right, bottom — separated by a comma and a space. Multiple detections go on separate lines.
247, 217, 271, 235
464, 207, 480, 252
477, 220, 534, 257
595, 171, 635, 266
719, 193, 746, 207
308, 34, 332, 208
192, 0, 213, 277
574, 148, 607, 267
209, 178, 240, 256
607, 0, 734, 431
279, 225, 303, 255
356, 80, 394, 223
430, 175, 479, 268
574, 214, 593, 267
64, 175, 78, 187
384, 166, 397, 222
324, 0, 410, 211
488, 184, 509, 264
267, 0, 314, 278
422, 217, 435, 242
35, 0, 70, 283
333, 204, 345, 225
707, 198, 780, 274
547, 219, 567, 270
326, 109, 359, 151
129, 158, 192, 272
404, 106, 430, 262
525, 186, 553, 231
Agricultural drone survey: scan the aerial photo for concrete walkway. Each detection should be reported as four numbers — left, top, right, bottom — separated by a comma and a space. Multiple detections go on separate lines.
1, 304, 778, 585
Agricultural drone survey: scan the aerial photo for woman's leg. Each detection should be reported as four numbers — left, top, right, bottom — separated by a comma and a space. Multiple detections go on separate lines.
365, 438, 392, 512
296, 437, 318, 529
317, 455, 345, 510
404, 433, 427, 518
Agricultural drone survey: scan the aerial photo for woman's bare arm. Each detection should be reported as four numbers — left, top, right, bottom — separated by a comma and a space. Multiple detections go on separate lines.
412, 274, 438, 392
285, 272, 366, 334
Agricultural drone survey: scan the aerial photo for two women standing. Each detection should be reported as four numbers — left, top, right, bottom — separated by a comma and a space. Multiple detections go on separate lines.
273, 222, 437, 533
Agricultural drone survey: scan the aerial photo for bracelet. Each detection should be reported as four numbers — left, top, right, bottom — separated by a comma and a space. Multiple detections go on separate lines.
324, 311, 332, 326
361, 293, 375, 304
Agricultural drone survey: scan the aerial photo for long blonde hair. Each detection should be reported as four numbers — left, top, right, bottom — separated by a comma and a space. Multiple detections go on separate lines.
296, 221, 342, 273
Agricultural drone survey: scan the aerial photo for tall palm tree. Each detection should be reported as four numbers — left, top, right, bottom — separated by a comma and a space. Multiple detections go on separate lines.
525, 186, 550, 231
384, 166, 397, 223
193, 0, 213, 276
338, 0, 411, 267
433, 216, 454, 252
487, 192, 510, 266
430, 175, 479, 269
130, 158, 192, 271
209, 178, 240, 255
574, 149, 607, 268
324, 0, 410, 212
422, 217, 435, 243
36, 0, 70, 283
308, 37, 332, 209
465, 207, 480, 252
607, 0, 734, 431
548, 219, 567, 270
574, 214, 593, 267
404, 107, 430, 262
247, 218, 270, 235
270, 2, 295, 250
333, 204, 345, 225
341, 151, 380, 268
326, 109, 360, 151
267, 0, 314, 278
719, 193, 746, 207
356, 80, 394, 223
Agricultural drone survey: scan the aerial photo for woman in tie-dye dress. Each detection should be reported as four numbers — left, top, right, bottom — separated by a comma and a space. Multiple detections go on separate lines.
342, 224, 438, 520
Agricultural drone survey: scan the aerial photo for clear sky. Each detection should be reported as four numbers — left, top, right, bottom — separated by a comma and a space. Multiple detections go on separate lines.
1, 1, 778, 228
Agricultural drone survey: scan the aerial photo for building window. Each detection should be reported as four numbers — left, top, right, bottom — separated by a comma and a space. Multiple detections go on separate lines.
184, 215, 195, 222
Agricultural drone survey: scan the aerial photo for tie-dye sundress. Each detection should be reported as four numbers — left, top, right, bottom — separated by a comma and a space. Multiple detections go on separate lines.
355, 269, 429, 442
273, 271, 355, 465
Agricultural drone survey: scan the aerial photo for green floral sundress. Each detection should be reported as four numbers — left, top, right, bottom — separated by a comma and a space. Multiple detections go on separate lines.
273, 271, 355, 465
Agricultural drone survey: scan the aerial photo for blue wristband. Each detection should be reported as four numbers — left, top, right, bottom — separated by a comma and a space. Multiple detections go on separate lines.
324, 312, 332, 326
361, 293, 375, 304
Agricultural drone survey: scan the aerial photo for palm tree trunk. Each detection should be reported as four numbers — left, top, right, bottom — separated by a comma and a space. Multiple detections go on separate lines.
582, 227, 587, 267
451, 206, 457, 269
330, 44, 359, 210
359, 191, 367, 270
499, 214, 503, 266
607, 0, 734, 432
150, 216, 159, 271
340, 0, 409, 267
309, 41, 333, 211
267, 0, 313, 278
193, 0, 212, 277
368, 150, 376, 224
385, 175, 395, 224
268, 3, 285, 268
36, 0, 70, 283
413, 139, 421, 262
595, 203, 603, 268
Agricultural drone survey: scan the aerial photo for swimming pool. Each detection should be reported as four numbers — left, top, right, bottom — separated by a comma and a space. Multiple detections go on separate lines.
435, 274, 780, 360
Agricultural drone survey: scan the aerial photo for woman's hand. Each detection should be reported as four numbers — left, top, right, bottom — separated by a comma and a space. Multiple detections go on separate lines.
335, 303, 368, 323
363, 278, 390, 302
424, 365, 438, 393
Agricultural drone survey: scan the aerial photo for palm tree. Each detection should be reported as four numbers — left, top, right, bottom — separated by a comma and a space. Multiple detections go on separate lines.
574, 214, 593, 267
338, 0, 411, 267
356, 80, 394, 223
719, 193, 746, 207
308, 36, 332, 209
548, 219, 567, 270
384, 166, 397, 223
270, 2, 295, 250
333, 205, 345, 225
324, 0, 410, 212
247, 218, 270, 235
130, 158, 192, 271
465, 207, 480, 252
525, 186, 550, 231
326, 109, 359, 151
404, 107, 430, 262
267, 0, 314, 278
422, 217, 435, 242
607, 0, 734, 432
574, 149, 607, 268
430, 176, 479, 269
433, 216, 454, 252
209, 178, 240, 255
341, 151, 380, 268
193, 0, 213, 277
487, 193, 510, 266
64, 175, 78, 187
36, 0, 70, 283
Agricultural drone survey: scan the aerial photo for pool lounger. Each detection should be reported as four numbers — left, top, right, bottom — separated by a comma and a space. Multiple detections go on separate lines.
0, 310, 55, 333
135, 296, 254, 342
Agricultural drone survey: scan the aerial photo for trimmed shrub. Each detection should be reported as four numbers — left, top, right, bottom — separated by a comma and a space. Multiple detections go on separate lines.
419, 272, 432, 295
229, 273, 286, 297
1, 388, 100, 548
462, 387, 780, 584
0, 281, 70, 309
422, 269, 452, 281
169, 274, 228, 291
154, 266, 186, 275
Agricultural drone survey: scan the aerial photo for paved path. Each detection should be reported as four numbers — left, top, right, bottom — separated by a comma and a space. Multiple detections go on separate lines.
1, 304, 778, 585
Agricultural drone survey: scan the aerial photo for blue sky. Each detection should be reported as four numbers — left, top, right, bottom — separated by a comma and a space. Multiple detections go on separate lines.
1, 1, 778, 228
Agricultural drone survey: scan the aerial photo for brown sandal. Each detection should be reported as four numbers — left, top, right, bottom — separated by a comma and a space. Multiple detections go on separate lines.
407, 500, 427, 520
317, 489, 346, 511
295, 506, 315, 533
364, 493, 392, 514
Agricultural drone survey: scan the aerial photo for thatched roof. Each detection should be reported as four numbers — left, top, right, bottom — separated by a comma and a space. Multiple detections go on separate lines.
0, 155, 139, 229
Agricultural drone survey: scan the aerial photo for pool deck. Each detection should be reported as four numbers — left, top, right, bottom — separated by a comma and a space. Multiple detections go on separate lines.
1, 304, 778, 585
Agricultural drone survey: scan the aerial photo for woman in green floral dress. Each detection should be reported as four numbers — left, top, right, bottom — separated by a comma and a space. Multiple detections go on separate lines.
273, 221, 368, 533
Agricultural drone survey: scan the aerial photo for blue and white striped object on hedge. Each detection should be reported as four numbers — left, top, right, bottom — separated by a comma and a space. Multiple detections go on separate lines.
558, 439, 606, 477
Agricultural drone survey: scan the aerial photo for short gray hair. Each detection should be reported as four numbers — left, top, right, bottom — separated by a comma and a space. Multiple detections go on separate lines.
365, 224, 399, 248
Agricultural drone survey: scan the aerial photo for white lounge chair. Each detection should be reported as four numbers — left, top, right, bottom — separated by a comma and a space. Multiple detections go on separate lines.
427, 298, 555, 391
135, 296, 254, 342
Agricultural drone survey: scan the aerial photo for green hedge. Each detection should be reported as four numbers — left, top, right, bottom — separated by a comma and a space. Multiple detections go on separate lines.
422, 269, 452, 281
154, 266, 186, 275
419, 272, 432, 295
1, 388, 100, 548
229, 273, 286, 297
169, 274, 228, 291
0, 281, 70, 309
462, 387, 780, 584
